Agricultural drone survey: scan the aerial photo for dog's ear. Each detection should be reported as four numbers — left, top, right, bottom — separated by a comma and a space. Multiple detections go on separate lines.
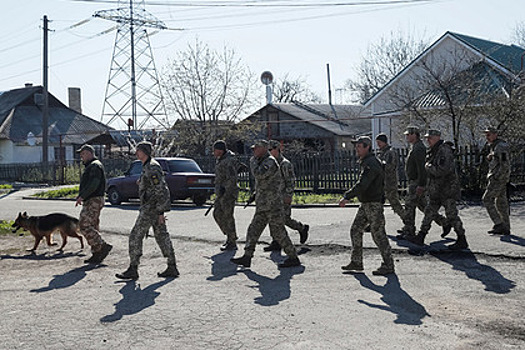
23, 211, 27, 217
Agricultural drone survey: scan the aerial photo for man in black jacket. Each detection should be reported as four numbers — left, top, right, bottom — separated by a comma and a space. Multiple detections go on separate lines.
75, 144, 112, 264
339, 136, 394, 276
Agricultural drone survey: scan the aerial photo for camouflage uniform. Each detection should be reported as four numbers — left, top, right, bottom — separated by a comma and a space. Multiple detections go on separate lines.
419, 140, 465, 237
376, 145, 405, 220
243, 152, 297, 259
213, 150, 240, 244
78, 157, 107, 253
128, 157, 176, 266
343, 153, 394, 270
482, 138, 511, 231
402, 139, 447, 234
277, 154, 308, 233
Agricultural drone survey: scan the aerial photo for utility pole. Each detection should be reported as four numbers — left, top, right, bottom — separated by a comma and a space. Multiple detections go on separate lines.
42, 15, 49, 164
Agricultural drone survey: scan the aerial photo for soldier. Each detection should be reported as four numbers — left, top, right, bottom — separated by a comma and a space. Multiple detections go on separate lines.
75, 144, 112, 264
375, 133, 405, 222
340, 136, 395, 276
116, 141, 179, 280
398, 126, 450, 239
408, 130, 468, 250
482, 127, 511, 235
264, 140, 309, 252
212, 140, 241, 250
230, 139, 301, 269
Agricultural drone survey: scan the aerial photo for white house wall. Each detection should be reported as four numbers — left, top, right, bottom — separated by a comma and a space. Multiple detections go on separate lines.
0, 141, 78, 164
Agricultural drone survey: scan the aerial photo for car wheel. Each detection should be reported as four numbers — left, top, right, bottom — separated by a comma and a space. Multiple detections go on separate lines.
108, 187, 122, 205
192, 194, 207, 206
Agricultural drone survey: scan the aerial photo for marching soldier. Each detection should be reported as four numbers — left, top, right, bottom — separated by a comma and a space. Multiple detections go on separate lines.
230, 140, 301, 269
408, 130, 468, 249
264, 140, 309, 252
482, 127, 511, 235
212, 140, 242, 250
340, 136, 395, 276
116, 141, 179, 280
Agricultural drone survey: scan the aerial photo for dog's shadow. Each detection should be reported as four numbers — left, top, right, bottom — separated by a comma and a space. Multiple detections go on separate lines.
30, 264, 98, 293
1, 250, 85, 261
100, 279, 172, 323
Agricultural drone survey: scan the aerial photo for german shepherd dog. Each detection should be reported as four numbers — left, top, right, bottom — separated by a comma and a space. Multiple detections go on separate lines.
12, 212, 84, 252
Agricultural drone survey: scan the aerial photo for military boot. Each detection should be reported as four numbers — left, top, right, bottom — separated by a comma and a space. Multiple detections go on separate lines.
263, 240, 281, 252
407, 231, 426, 246
230, 255, 252, 267
487, 223, 510, 235
220, 241, 237, 251
341, 261, 364, 272
441, 224, 452, 238
158, 263, 179, 278
115, 265, 139, 280
278, 257, 301, 268
372, 263, 395, 276
299, 224, 309, 244
448, 235, 469, 250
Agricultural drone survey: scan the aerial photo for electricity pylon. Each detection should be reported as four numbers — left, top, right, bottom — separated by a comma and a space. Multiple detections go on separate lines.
95, 0, 169, 130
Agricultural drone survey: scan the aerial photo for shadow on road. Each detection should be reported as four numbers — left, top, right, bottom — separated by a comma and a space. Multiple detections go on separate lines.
206, 250, 239, 281
100, 279, 173, 323
1, 250, 85, 261
500, 234, 525, 247
242, 265, 305, 306
352, 274, 430, 325
429, 250, 516, 294
30, 264, 99, 293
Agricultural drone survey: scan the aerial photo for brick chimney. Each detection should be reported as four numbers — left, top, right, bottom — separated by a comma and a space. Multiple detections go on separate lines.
68, 87, 82, 113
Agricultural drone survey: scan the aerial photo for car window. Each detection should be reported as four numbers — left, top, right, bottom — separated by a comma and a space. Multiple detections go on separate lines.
167, 159, 202, 173
128, 161, 142, 176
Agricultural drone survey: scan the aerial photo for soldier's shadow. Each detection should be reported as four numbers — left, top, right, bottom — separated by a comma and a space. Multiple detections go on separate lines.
352, 274, 430, 325
206, 250, 239, 281
429, 250, 516, 294
100, 279, 171, 323
242, 265, 305, 307
500, 234, 525, 247
30, 264, 99, 293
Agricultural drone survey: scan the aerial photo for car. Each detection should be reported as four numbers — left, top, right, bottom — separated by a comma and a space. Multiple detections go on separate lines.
106, 157, 215, 206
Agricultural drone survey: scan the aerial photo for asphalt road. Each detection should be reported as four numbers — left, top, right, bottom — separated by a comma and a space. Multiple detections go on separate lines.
0, 188, 524, 349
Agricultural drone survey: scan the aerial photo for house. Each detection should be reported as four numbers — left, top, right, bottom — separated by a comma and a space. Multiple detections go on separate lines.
242, 101, 371, 153
361, 31, 525, 148
0, 84, 112, 164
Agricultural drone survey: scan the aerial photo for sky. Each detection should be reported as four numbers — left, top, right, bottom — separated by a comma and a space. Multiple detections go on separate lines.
0, 0, 523, 130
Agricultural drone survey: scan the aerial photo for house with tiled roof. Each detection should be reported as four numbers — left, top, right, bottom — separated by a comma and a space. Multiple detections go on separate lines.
242, 101, 370, 153
0, 84, 112, 164
361, 31, 525, 147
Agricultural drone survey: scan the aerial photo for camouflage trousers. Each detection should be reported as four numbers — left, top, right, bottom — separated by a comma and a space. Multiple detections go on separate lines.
213, 193, 238, 243
420, 196, 465, 236
403, 182, 447, 234
349, 202, 393, 268
244, 208, 297, 259
128, 208, 176, 266
482, 177, 510, 229
384, 185, 405, 220
78, 196, 105, 252
284, 202, 307, 233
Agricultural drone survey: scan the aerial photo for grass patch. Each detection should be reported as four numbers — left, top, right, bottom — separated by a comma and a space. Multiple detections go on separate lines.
0, 184, 13, 189
33, 186, 79, 199
0, 220, 16, 235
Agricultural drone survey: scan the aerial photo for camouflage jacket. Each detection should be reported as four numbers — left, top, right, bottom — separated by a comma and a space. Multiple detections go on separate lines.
487, 138, 511, 182
343, 152, 384, 203
139, 157, 171, 214
376, 145, 398, 189
250, 152, 282, 211
79, 158, 106, 200
215, 150, 240, 197
276, 154, 295, 199
405, 140, 427, 187
425, 140, 459, 199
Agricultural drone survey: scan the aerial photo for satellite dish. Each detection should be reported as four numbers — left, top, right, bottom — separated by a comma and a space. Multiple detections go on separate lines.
261, 71, 273, 85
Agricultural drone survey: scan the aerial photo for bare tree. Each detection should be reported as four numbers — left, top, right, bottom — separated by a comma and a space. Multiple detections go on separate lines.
162, 39, 257, 155
272, 73, 322, 103
511, 21, 525, 48
346, 28, 429, 103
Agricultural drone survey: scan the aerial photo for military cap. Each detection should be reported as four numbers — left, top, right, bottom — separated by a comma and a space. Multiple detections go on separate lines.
269, 139, 281, 150
351, 136, 372, 147
403, 126, 420, 135
213, 140, 227, 151
251, 139, 269, 149
424, 129, 441, 137
484, 126, 499, 134
136, 141, 153, 156
76, 144, 95, 154
375, 133, 388, 143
